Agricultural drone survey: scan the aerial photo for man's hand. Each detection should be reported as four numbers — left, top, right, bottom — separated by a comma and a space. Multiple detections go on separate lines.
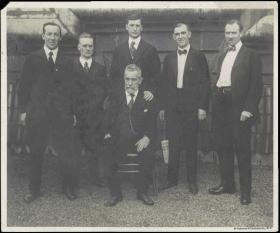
19, 112, 27, 126
198, 109, 207, 121
135, 136, 150, 152
240, 111, 253, 122
143, 91, 154, 102
159, 110, 164, 121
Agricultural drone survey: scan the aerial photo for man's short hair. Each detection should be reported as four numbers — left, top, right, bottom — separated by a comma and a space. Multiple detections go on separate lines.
173, 23, 191, 33
225, 19, 243, 32
124, 64, 142, 79
43, 22, 62, 35
126, 13, 142, 24
78, 32, 94, 43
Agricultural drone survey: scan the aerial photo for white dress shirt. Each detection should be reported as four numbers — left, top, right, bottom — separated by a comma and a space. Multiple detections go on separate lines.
216, 41, 242, 87
79, 57, 92, 69
128, 36, 141, 50
177, 44, 190, 89
126, 90, 139, 105
44, 45, 58, 63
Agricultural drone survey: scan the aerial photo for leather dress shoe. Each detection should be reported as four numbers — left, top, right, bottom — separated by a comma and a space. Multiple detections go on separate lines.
189, 183, 198, 195
159, 181, 177, 191
23, 192, 40, 204
137, 193, 154, 206
240, 193, 251, 205
208, 185, 236, 195
63, 189, 77, 201
104, 196, 123, 207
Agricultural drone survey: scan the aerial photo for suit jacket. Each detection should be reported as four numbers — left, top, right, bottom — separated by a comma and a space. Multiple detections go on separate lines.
161, 47, 210, 115
104, 88, 157, 149
72, 58, 109, 148
213, 45, 263, 120
110, 39, 161, 95
18, 48, 75, 125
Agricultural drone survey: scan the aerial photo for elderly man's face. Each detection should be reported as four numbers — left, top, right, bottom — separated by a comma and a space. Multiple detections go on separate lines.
124, 70, 142, 94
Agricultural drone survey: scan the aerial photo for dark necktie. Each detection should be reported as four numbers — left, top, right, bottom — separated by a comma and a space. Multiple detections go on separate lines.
48, 51, 55, 71
129, 41, 136, 59
84, 61, 90, 73
128, 93, 135, 109
178, 49, 187, 55
227, 45, 236, 52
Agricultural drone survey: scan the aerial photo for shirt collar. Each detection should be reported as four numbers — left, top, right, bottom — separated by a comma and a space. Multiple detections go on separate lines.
44, 45, 58, 61
126, 89, 139, 100
128, 36, 141, 49
79, 56, 92, 67
177, 44, 190, 55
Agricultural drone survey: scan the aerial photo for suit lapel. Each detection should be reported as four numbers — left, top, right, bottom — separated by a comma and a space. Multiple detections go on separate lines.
183, 48, 194, 75
133, 39, 146, 63
170, 52, 178, 81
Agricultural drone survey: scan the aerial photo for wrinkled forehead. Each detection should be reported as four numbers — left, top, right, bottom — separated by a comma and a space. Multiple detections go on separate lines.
124, 70, 140, 79
173, 24, 188, 34
44, 25, 61, 34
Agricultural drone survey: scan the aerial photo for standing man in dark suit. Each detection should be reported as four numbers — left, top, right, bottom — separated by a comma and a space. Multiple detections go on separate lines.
73, 32, 109, 187
160, 23, 210, 194
110, 13, 161, 102
18, 22, 79, 202
104, 64, 157, 207
208, 20, 263, 205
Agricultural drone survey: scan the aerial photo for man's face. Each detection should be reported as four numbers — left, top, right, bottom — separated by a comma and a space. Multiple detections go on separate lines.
42, 25, 61, 50
78, 37, 94, 59
124, 70, 142, 94
173, 25, 191, 48
126, 19, 143, 39
225, 23, 242, 46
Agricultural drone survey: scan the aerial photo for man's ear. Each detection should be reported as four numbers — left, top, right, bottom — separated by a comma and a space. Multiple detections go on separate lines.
172, 33, 176, 41
188, 31, 192, 39
125, 24, 129, 31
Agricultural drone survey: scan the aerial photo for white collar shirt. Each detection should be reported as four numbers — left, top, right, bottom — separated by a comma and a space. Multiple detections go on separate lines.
216, 41, 243, 87
177, 44, 190, 89
126, 90, 139, 105
44, 45, 58, 63
79, 57, 93, 70
128, 36, 141, 50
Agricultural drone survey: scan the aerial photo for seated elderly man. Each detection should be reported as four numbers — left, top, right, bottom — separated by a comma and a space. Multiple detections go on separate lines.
104, 64, 157, 207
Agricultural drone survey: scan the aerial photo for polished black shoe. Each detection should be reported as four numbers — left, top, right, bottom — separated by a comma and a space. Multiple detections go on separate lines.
240, 193, 251, 205
159, 181, 177, 191
137, 193, 154, 206
104, 196, 123, 207
63, 189, 77, 201
189, 183, 198, 195
23, 192, 40, 204
208, 185, 236, 195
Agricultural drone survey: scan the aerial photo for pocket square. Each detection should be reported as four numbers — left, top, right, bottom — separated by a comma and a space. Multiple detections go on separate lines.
144, 109, 148, 112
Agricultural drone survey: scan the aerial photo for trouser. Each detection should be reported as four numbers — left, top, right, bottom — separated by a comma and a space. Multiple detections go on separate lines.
106, 138, 155, 197
26, 112, 79, 194
166, 95, 199, 185
212, 90, 252, 195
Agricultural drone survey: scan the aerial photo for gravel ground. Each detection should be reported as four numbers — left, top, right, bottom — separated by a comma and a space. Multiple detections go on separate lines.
5, 150, 274, 229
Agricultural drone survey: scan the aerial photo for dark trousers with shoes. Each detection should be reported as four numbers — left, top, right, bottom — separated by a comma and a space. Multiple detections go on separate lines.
166, 90, 199, 186
26, 109, 79, 195
212, 88, 252, 195
106, 136, 155, 197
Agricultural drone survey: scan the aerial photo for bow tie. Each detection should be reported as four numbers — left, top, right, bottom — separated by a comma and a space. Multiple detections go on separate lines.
227, 45, 236, 52
178, 49, 187, 55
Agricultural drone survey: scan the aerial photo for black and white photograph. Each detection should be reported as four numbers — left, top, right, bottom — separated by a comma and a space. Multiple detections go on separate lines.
1, 1, 278, 231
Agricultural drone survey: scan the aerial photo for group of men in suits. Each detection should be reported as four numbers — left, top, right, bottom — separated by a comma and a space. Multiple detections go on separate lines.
18, 13, 262, 207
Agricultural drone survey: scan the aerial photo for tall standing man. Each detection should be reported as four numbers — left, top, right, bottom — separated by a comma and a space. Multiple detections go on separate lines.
160, 23, 210, 194
110, 13, 161, 102
18, 22, 79, 202
73, 32, 109, 187
208, 20, 263, 205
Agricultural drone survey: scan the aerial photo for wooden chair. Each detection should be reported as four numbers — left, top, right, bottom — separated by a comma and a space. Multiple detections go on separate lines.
117, 153, 159, 196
